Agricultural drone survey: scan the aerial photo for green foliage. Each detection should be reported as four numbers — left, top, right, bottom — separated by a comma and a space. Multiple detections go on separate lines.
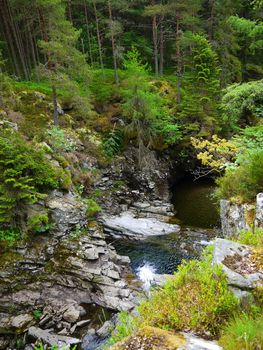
46, 127, 77, 152
0, 228, 21, 246
32, 309, 43, 321
86, 198, 101, 218
121, 48, 181, 149
28, 214, 54, 234
219, 314, 263, 350
103, 129, 124, 159
138, 246, 238, 336
221, 80, 263, 131
215, 149, 263, 203
0, 130, 58, 225
233, 229, 263, 248
106, 311, 136, 347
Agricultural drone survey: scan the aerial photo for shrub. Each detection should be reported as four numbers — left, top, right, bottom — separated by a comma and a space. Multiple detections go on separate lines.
138, 247, 238, 336
215, 149, 263, 203
86, 198, 101, 218
219, 314, 263, 350
0, 130, 58, 225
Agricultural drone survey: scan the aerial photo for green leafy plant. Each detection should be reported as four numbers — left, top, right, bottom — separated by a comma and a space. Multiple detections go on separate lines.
103, 129, 124, 159
32, 309, 43, 321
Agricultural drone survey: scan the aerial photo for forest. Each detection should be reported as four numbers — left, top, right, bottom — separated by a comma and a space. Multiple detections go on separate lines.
0, 0, 263, 350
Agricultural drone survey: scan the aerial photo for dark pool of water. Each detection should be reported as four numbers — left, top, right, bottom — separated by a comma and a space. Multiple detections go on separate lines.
108, 228, 217, 275
172, 177, 220, 229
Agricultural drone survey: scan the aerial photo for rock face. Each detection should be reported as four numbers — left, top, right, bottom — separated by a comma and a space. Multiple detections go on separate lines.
220, 200, 252, 237
102, 211, 180, 239
255, 193, 263, 229
212, 238, 263, 290
45, 190, 87, 235
220, 192, 263, 237
0, 225, 140, 348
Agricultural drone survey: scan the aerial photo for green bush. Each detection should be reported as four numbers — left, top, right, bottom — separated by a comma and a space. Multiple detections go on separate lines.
216, 149, 263, 203
0, 130, 58, 225
219, 314, 263, 350
138, 247, 238, 336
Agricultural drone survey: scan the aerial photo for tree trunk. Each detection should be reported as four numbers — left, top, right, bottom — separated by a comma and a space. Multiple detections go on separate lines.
208, 0, 216, 41
84, 0, 94, 67
159, 15, 164, 76
108, 0, 119, 85
68, 0, 73, 23
7, 1, 30, 79
151, 0, 158, 78
92, 0, 104, 73
0, 1, 21, 76
176, 17, 181, 104
52, 82, 59, 126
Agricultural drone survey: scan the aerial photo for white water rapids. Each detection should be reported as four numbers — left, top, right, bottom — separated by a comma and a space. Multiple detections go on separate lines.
137, 263, 156, 290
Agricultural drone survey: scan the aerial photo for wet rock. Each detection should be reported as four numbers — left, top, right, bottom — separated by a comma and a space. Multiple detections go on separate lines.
28, 326, 81, 346
212, 238, 263, 290
102, 211, 180, 239
96, 320, 114, 338
181, 332, 222, 350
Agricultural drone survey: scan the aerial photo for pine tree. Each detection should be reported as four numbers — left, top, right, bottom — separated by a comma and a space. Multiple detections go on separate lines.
37, 0, 90, 125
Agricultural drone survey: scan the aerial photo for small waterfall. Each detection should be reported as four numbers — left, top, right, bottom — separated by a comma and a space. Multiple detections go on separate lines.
137, 263, 156, 290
